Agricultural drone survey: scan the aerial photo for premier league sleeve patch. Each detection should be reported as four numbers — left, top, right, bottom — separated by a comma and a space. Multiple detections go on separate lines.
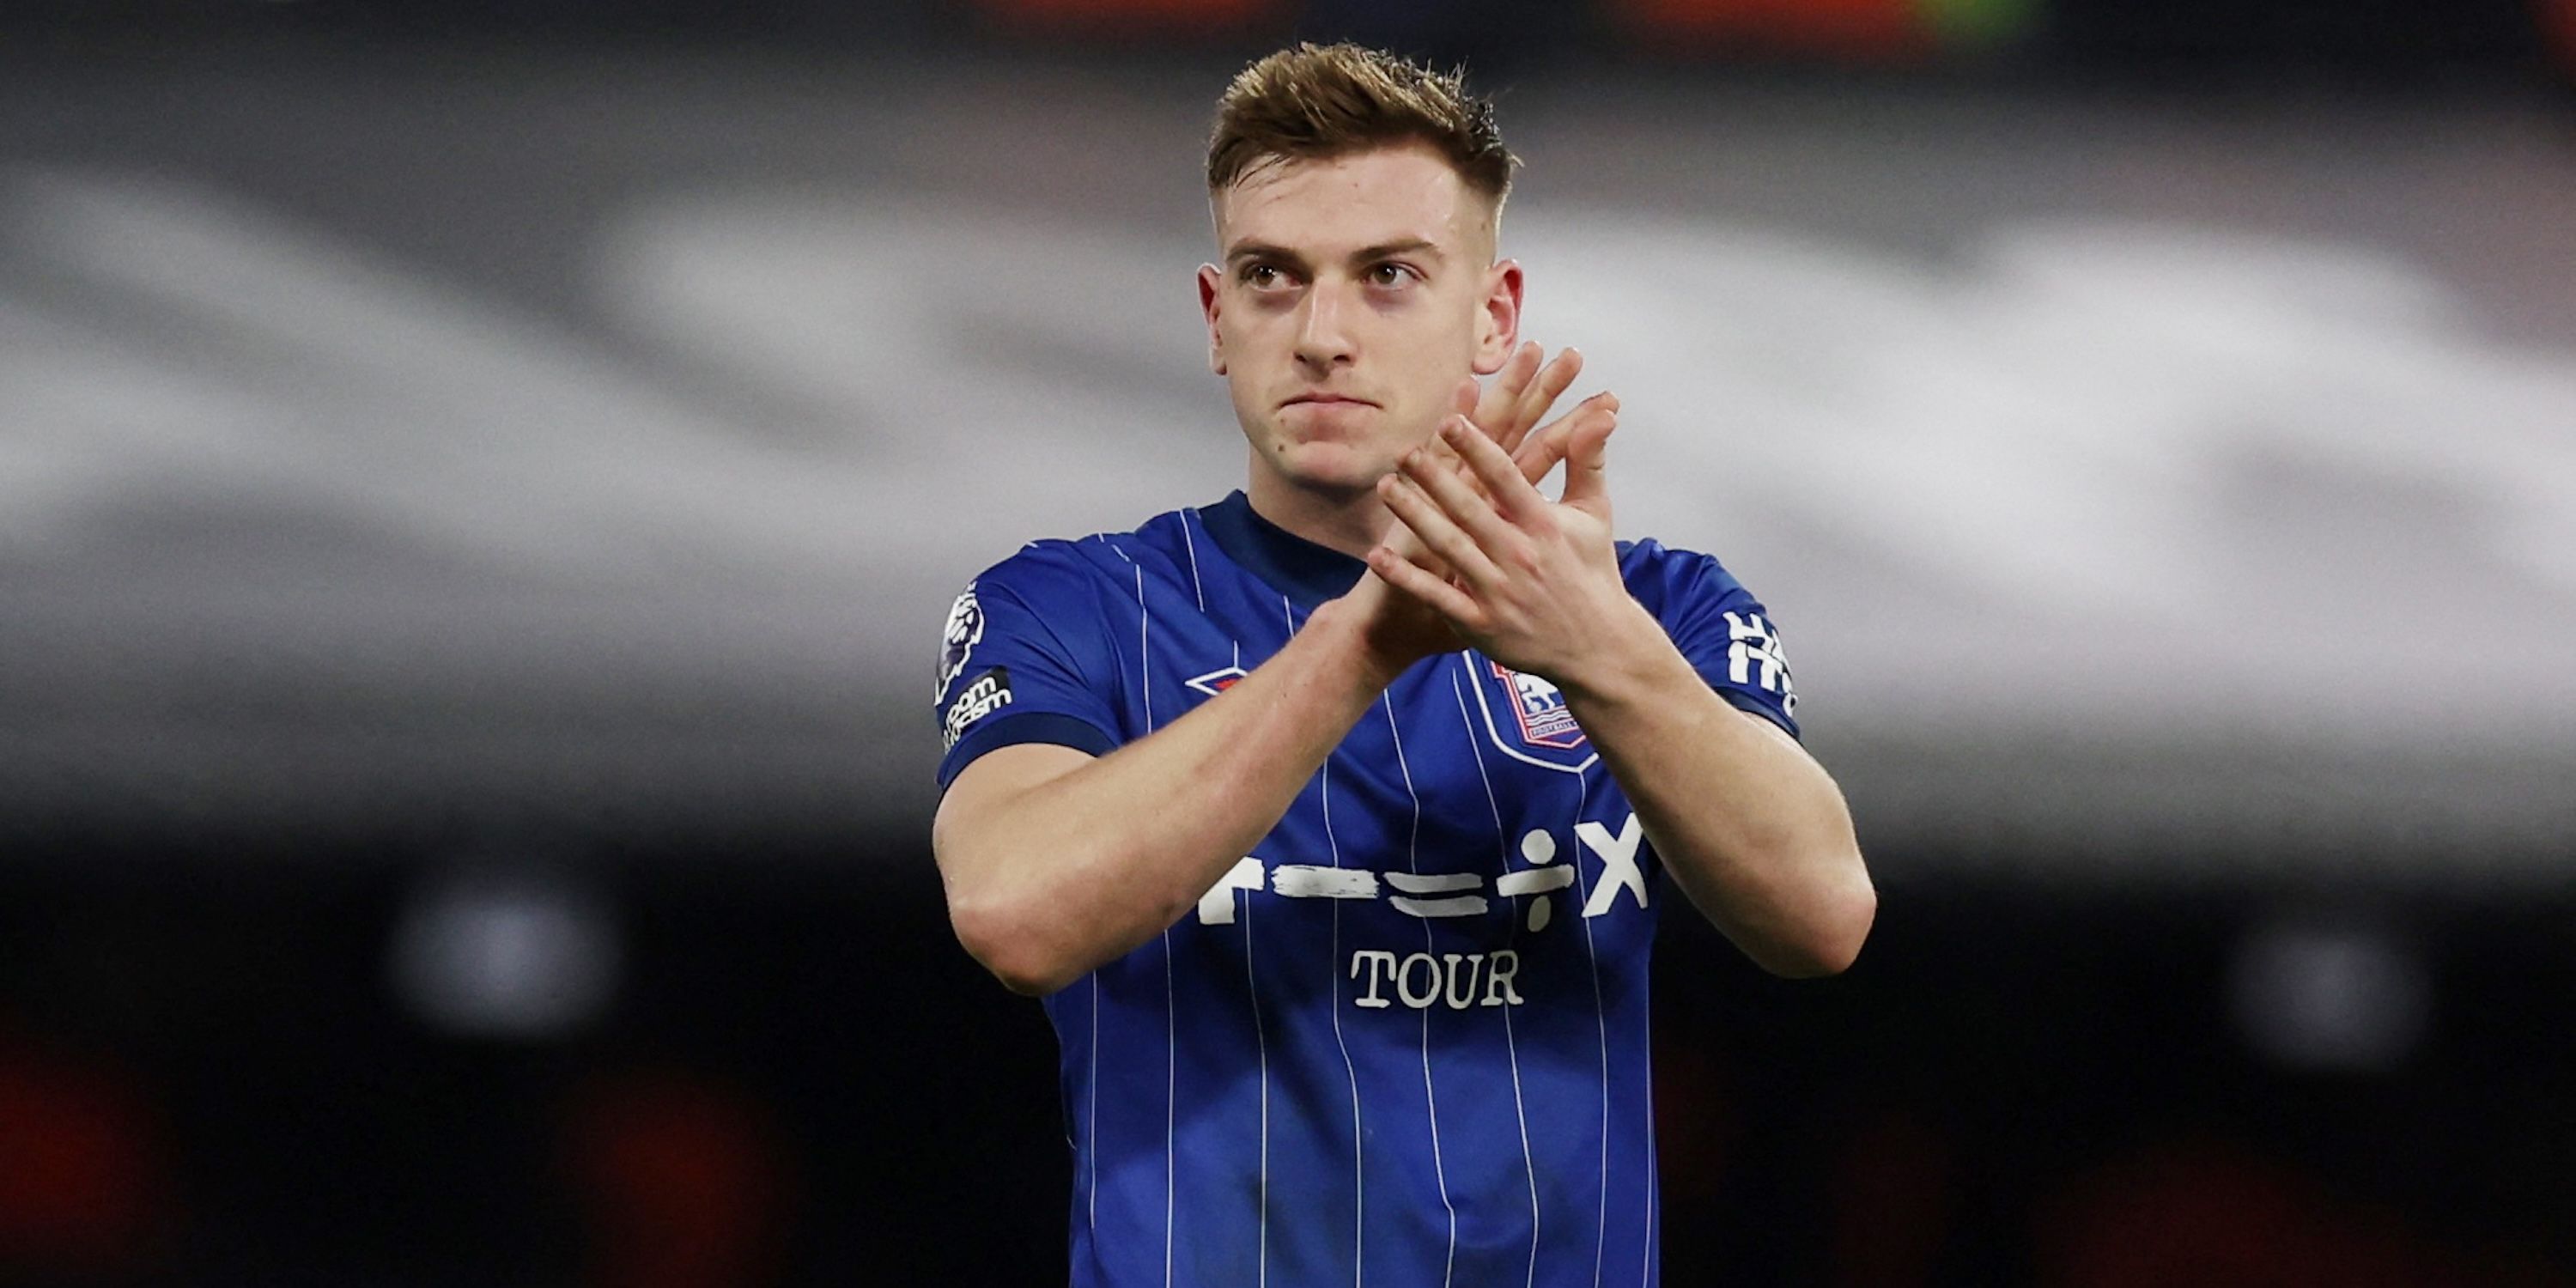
941, 666, 1015, 750
933, 585, 986, 704
927, 549, 1127, 788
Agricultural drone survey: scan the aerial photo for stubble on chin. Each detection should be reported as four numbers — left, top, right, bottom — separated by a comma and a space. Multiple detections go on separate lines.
1259, 440, 1381, 500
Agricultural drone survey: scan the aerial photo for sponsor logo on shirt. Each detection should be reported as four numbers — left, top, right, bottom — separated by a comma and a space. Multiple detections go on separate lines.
941, 665, 1012, 750
934, 586, 985, 703
1348, 949, 1528, 1010
1192, 814, 1654, 1011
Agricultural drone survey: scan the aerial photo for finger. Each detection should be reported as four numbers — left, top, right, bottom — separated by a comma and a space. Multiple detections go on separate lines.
1526, 387, 1615, 450
1559, 409, 1619, 516
1380, 466, 1504, 589
1510, 414, 1575, 485
1514, 391, 1613, 483
1376, 505, 1443, 569
1475, 342, 1543, 438
1374, 463, 1464, 577
1450, 375, 1479, 423
1437, 415, 1547, 525
1366, 544, 1485, 629
1406, 424, 1523, 554
1514, 392, 1618, 484
1502, 347, 1583, 454
1409, 411, 1488, 503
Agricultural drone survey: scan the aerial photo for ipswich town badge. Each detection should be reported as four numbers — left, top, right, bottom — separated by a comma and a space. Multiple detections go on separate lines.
1467, 656, 1596, 774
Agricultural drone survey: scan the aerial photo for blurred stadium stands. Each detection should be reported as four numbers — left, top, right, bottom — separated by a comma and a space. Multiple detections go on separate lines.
1, 2, 2573, 1284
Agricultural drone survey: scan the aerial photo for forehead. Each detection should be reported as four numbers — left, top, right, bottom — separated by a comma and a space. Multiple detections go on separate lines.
1215, 143, 1485, 256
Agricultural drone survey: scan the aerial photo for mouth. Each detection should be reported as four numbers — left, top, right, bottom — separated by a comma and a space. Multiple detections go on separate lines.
1280, 393, 1380, 410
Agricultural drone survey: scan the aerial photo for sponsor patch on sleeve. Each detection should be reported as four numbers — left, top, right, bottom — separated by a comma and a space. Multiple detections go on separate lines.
941, 665, 1014, 750
1722, 611, 1796, 716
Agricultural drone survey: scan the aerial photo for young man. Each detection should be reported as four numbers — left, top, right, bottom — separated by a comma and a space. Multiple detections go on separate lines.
930, 43, 1873, 1287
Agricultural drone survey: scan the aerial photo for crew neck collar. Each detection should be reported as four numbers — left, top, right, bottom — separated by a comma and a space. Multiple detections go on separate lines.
1196, 491, 1369, 611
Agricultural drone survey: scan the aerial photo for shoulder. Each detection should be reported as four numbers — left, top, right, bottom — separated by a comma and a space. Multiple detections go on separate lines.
935, 537, 1136, 693
964, 538, 1115, 607
1618, 535, 1802, 733
964, 509, 1197, 607
1616, 537, 1761, 616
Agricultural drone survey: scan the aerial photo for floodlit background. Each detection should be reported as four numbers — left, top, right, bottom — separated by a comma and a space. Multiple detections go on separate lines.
2, 0, 2572, 1282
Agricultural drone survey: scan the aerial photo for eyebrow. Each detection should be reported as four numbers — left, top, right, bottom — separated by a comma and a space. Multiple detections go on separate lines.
1224, 238, 1448, 269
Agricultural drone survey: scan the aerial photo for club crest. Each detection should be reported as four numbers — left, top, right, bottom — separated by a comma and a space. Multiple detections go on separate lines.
1467, 656, 1596, 774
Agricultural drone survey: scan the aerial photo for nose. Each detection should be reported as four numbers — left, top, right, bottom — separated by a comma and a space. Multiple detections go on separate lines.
1291, 283, 1356, 374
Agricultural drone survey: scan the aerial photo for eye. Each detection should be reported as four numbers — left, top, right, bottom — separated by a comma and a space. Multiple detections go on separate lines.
1241, 264, 1291, 289
1366, 262, 1417, 289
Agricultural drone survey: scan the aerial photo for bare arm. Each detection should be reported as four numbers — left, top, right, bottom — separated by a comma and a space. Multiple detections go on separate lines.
1553, 612, 1871, 976
1369, 413, 1874, 977
933, 588, 1417, 996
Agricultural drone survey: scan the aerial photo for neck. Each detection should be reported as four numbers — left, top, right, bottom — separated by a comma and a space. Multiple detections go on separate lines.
1242, 466, 1392, 562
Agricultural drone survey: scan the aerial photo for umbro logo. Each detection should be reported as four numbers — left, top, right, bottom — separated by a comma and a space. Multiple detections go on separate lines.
1187, 666, 1249, 698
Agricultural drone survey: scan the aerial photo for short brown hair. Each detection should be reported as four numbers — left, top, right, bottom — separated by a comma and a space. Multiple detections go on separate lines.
1206, 43, 1516, 205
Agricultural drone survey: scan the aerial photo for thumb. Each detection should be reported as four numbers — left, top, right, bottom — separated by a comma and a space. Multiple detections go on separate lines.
1560, 411, 1616, 513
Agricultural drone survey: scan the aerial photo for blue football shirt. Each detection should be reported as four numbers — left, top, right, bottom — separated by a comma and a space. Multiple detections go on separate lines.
933, 491, 1798, 1288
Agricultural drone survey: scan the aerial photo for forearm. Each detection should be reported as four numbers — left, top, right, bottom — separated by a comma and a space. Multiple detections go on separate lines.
1559, 603, 1874, 977
935, 598, 1400, 993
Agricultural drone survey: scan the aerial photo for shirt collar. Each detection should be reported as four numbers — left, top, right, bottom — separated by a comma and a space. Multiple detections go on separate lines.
1196, 490, 1369, 611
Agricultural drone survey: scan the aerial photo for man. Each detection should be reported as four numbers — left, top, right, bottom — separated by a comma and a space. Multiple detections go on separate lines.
930, 43, 1873, 1287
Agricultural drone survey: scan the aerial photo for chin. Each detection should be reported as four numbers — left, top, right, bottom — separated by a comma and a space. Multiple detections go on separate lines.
1263, 440, 1394, 498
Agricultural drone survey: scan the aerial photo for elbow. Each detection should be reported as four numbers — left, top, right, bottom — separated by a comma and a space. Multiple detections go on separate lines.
936, 812, 1092, 996
1760, 860, 1877, 980
948, 891, 1084, 998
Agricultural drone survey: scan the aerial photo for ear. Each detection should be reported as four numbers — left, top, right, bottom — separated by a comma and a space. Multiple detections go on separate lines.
1472, 258, 1524, 376
1197, 263, 1227, 376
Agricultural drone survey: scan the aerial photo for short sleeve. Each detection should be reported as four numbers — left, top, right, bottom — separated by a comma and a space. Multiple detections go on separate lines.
1629, 544, 1801, 740
933, 547, 1126, 789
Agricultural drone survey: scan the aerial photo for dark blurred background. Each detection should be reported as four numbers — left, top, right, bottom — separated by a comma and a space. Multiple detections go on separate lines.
3, 0, 2573, 1284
